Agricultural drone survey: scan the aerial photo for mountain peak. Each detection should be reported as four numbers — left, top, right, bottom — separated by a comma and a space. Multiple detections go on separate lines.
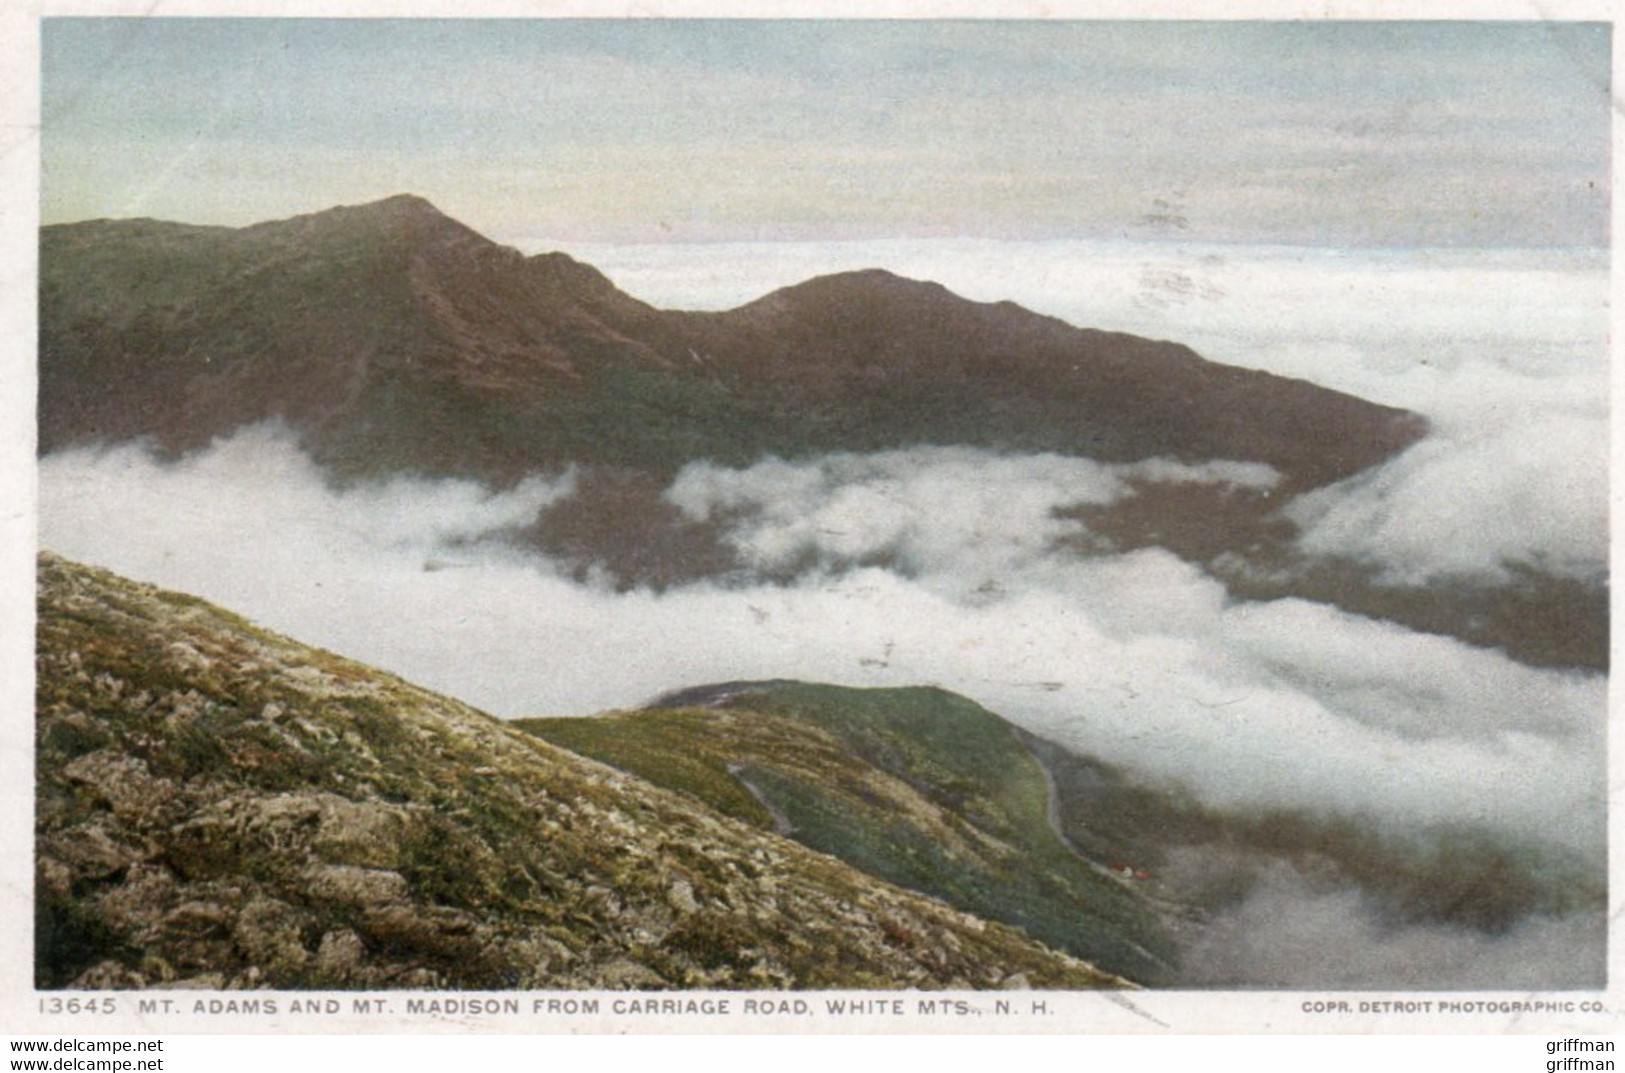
764, 268, 953, 304
326, 192, 447, 219
371, 191, 438, 209
239, 194, 478, 248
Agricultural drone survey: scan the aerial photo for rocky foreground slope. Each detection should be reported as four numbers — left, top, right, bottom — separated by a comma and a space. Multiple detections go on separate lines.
35, 554, 1130, 991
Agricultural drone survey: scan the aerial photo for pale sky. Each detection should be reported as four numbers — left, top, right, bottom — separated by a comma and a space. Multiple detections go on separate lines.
41, 18, 1611, 247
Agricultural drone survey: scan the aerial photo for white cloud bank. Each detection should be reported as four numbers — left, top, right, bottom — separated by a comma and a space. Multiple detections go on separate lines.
668, 449, 1276, 584
1288, 411, 1607, 585
40, 429, 1604, 865
1174, 858, 1605, 990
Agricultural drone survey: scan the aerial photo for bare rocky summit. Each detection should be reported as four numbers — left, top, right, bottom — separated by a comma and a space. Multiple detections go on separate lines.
35, 553, 1130, 991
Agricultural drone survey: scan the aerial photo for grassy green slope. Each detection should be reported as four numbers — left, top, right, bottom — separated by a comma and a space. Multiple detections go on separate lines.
518, 681, 1174, 984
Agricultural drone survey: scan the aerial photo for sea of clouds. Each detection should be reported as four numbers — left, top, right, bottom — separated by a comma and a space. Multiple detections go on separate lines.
564, 237, 1610, 587
39, 239, 1609, 987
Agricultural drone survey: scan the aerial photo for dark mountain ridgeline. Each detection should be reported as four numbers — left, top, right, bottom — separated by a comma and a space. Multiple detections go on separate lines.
40, 195, 1425, 487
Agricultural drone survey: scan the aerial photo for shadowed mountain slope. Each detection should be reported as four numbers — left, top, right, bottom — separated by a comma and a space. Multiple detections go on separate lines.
40, 195, 1425, 487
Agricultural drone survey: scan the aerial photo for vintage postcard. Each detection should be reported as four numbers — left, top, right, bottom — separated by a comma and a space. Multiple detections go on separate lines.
1, 0, 1619, 1042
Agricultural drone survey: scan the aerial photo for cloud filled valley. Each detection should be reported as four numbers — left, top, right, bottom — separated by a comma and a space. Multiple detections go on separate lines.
38, 238, 1608, 989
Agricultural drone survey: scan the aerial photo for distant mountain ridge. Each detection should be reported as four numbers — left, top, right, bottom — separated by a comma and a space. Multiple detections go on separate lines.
40, 194, 1426, 487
